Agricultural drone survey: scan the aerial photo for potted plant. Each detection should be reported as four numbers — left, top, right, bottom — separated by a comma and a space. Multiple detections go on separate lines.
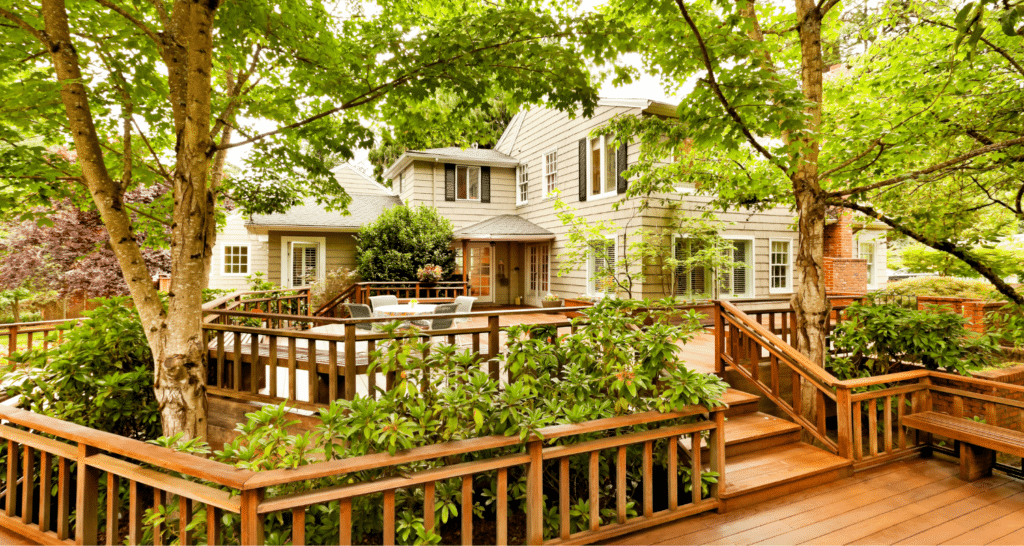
417, 264, 443, 286
409, 298, 418, 308
541, 293, 563, 308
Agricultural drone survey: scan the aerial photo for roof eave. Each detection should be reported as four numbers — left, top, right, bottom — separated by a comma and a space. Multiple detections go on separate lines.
453, 234, 555, 242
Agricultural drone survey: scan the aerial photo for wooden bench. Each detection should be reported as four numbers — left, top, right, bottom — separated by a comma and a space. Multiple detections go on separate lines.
902, 411, 1024, 481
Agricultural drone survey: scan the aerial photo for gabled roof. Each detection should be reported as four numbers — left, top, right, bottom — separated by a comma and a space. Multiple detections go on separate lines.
246, 163, 400, 232
453, 215, 555, 241
382, 147, 519, 179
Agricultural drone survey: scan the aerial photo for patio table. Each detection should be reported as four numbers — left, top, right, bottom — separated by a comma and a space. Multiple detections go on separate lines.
373, 303, 438, 319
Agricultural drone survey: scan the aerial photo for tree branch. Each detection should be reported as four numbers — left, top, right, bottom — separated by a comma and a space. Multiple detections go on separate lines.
830, 199, 1024, 305
91, 0, 164, 52
125, 203, 172, 227
921, 17, 1024, 78
132, 117, 171, 179
828, 135, 1024, 197
0, 7, 50, 46
820, 139, 883, 178
673, 0, 775, 163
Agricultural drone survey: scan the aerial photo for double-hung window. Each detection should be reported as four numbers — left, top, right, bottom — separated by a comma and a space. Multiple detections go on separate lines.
588, 135, 618, 199
223, 245, 249, 275
517, 164, 529, 205
860, 241, 876, 286
674, 238, 711, 298
544, 149, 558, 197
769, 240, 792, 293
456, 165, 481, 201
588, 236, 617, 295
719, 239, 753, 298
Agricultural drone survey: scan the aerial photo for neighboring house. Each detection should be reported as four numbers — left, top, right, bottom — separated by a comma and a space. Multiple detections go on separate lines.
208, 100, 885, 304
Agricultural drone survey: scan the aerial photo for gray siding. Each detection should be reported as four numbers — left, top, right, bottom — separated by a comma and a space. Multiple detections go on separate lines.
267, 231, 358, 286
208, 213, 268, 291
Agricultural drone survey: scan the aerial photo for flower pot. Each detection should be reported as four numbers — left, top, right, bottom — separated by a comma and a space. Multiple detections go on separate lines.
541, 300, 563, 308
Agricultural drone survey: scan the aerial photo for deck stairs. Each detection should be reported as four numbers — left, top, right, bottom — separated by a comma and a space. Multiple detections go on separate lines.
686, 388, 853, 511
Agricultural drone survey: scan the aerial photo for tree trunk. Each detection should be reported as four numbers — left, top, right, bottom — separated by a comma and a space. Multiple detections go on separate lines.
790, 0, 830, 433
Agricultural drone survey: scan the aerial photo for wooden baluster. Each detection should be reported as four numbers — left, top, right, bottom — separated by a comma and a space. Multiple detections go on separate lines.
239, 489, 263, 546
232, 332, 243, 391
488, 315, 500, 380
868, 399, 878, 457
985, 402, 998, 425
423, 481, 436, 536
251, 331, 261, 395
643, 440, 654, 517
559, 458, 570, 539
709, 410, 726, 511
25, 331, 33, 351
952, 395, 964, 418
207, 505, 220, 546
616, 446, 627, 524
497, 468, 509, 545
216, 332, 225, 388
792, 373, 802, 415
268, 335, 278, 398
769, 312, 776, 335
6, 440, 18, 517
38, 451, 50, 533
836, 387, 853, 459
307, 341, 318, 403
127, 481, 143, 545
472, 333, 481, 362
345, 324, 357, 400
816, 391, 826, 437
770, 354, 780, 397
588, 452, 600, 530
384, 490, 396, 546
56, 457, 70, 540
691, 431, 702, 506
462, 475, 474, 545
7, 325, 17, 359
667, 440, 679, 510
288, 337, 298, 402
153, 489, 165, 546
338, 499, 352, 546
290, 507, 305, 546
749, 336, 760, 384
526, 441, 544, 544
713, 303, 724, 375
104, 472, 119, 544
328, 341, 338, 402
17, 445, 33, 525
898, 393, 907, 450
179, 496, 192, 546
367, 340, 377, 398
884, 395, 893, 453
853, 401, 863, 459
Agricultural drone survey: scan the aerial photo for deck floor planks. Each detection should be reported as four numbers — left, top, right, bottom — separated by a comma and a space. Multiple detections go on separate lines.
617, 457, 1024, 546
617, 459, 926, 545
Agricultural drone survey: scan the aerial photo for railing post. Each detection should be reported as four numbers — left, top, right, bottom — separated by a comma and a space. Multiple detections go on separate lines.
487, 315, 500, 380
7, 325, 17, 361
836, 385, 853, 459
713, 302, 724, 377
709, 408, 726, 513
240, 488, 265, 546
525, 439, 543, 545
345, 323, 357, 400
75, 444, 100, 546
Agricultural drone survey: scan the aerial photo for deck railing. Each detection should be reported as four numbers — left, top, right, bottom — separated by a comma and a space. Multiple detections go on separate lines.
0, 399, 725, 545
0, 319, 80, 366
313, 281, 471, 317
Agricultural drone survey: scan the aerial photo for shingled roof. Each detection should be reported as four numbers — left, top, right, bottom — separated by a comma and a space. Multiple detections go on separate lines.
453, 215, 555, 241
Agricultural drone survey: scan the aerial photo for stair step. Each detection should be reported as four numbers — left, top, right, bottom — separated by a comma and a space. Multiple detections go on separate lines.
721, 388, 761, 417
719, 443, 853, 511
682, 412, 801, 457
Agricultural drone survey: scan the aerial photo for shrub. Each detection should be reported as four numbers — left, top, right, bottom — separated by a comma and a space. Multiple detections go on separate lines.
356, 205, 456, 282
899, 243, 1023, 279
988, 304, 1024, 348
309, 267, 360, 309
0, 311, 43, 324
827, 302, 999, 379
875, 276, 999, 300
3, 296, 160, 440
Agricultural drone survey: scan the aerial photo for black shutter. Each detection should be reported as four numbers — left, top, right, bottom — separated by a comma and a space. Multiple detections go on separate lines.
616, 139, 628, 194
481, 166, 491, 203
578, 138, 587, 202
444, 163, 456, 202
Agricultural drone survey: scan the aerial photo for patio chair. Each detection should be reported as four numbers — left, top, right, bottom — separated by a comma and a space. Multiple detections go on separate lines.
368, 295, 398, 313
429, 303, 460, 330
453, 296, 476, 324
344, 303, 374, 331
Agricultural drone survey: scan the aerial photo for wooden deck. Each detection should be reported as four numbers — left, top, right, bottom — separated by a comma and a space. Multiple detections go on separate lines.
617, 455, 1024, 545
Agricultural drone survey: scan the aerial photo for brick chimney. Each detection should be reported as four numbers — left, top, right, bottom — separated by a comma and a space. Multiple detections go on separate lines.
823, 209, 868, 295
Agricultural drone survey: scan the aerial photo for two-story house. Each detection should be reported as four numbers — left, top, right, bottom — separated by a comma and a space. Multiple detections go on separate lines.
208, 99, 888, 304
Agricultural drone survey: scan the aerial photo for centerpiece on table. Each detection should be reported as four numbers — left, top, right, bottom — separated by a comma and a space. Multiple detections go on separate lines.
409, 298, 418, 308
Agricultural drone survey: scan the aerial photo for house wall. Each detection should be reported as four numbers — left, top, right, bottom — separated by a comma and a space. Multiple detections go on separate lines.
407, 161, 518, 230
208, 212, 269, 291
266, 230, 358, 287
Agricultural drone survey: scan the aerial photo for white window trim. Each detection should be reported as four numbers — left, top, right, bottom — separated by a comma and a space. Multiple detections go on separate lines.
720, 236, 755, 299
768, 238, 794, 295
221, 244, 250, 277
859, 238, 878, 288
543, 148, 558, 199
280, 236, 327, 288
516, 164, 529, 206
587, 135, 618, 201
586, 234, 617, 297
527, 243, 551, 295
456, 165, 481, 202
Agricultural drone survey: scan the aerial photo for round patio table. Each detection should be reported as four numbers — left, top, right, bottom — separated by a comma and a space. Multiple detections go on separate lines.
373, 303, 438, 318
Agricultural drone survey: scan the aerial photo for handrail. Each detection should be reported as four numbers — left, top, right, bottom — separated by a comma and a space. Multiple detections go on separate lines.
205, 305, 592, 326
0, 318, 79, 330
312, 283, 359, 317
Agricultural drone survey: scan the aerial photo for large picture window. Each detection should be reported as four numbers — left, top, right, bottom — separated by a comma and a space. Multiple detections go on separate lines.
674, 238, 711, 298
456, 165, 481, 201
222, 245, 249, 275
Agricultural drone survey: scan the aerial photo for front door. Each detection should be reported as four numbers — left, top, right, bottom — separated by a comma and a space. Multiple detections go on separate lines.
467, 244, 493, 303
525, 243, 550, 307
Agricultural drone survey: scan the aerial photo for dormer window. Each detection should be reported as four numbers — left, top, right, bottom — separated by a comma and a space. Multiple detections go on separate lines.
456, 165, 481, 201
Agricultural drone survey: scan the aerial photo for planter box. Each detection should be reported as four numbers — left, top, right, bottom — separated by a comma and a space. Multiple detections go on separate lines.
541, 300, 563, 308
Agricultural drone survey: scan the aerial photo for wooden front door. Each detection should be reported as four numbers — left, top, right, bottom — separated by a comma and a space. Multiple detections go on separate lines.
467, 244, 493, 303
